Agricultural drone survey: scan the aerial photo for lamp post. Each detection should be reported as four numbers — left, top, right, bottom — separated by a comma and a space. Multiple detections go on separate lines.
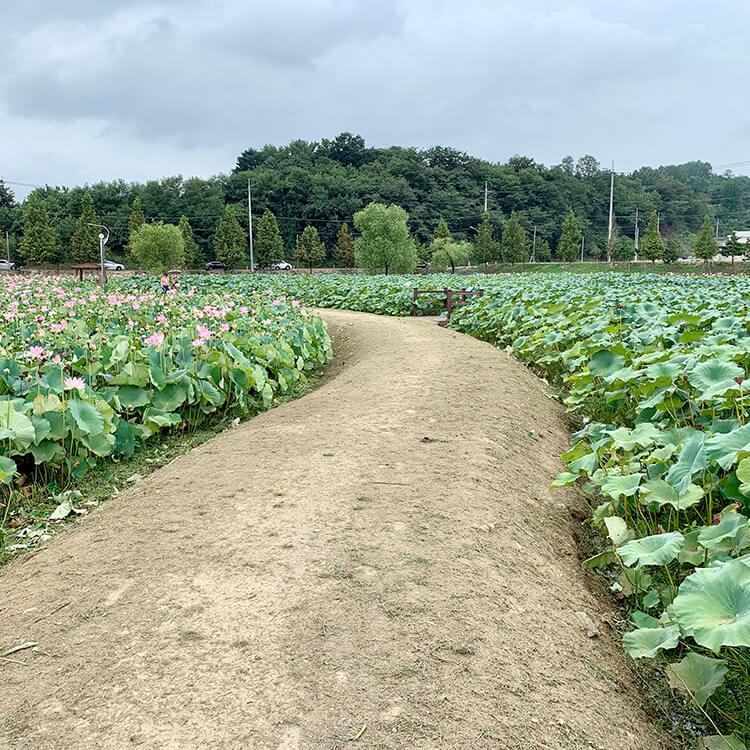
86, 223, 110, 287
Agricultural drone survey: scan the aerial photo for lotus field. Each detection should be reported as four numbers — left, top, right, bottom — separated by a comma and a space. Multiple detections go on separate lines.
0, 276, 331, 488
121, 270, 750, 740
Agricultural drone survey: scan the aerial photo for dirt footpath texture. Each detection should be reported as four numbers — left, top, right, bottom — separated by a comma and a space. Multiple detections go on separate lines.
0, 310, 666, 750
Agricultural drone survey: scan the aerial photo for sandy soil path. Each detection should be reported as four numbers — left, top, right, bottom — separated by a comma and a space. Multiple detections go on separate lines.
0, 310, 665, 750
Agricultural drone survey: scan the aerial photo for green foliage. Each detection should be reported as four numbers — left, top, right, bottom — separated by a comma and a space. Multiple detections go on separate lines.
695, 215, 718, 263
615, 236, 636, 261
429, 239, 470, 272
432, 218, 452, 244
127, 196, 145, 260
71, 192, 101, 263
557, 210, 580, 262
473, 212, 499, 265
255, 208, 284, 267
500, 211, 529, 264
334, 222, 356, 267
725, 231, 745, 265
639, 211, 663, 262
353, 202, 416, 275
534, 237, 551, 262
130, 222, 185, 272
214, 205, 246, 269
20, 195, 58, 265
178, 215, 199, 268
294, 225, 326, 272
663, 236, 682, 263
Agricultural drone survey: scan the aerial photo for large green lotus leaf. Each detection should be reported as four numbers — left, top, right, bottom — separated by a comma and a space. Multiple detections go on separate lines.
618, 532, 685, 569
706, 423, 750, 471
640, 479, 704, 510
0, 455, 17, 484
668, 559, 750, 652
679, 529, 706, 566
588, 349, 625, 377
665, 652, 727, 707
666, 433, 707, 493
735, 457, 750, 496
688, 360, 744, 400
698, 512, 750, 551
150, 383, 186, 412
0, 407, 35, 449
701, 735, 747, 750
117, 385, 150, 409
32, 393, 62, 415
605, 423, 662, 452
623, 625, 680, 658
67, 399, 104, 436
601, 472, 643, 499
551, 471, 578, 487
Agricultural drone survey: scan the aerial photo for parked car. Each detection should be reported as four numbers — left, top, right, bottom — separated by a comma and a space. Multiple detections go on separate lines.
415, 261, 429, 271
271, 260, 293, 270
205, 260, 227, 271
103, 259, 125, 271
0, 259, 16, 271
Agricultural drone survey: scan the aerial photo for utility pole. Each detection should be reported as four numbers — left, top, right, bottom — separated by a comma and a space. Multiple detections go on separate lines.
4, 231, 9, 263
634, 208, 639, 262
580, 232, 585, 262
484, 182, 488, 213
248, 179, 254, 271
531, 225, 537, 263
607, 161, 614, 262
716, 218, 720, 239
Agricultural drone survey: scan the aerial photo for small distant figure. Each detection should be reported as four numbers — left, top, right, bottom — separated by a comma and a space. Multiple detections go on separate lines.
160, 273, 170, 293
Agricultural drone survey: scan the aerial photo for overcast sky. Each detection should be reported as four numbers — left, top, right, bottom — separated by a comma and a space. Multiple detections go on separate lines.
2, 0, 749, 198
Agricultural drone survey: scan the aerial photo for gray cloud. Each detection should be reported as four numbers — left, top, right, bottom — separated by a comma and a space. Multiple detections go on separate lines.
2, 0, 750, 195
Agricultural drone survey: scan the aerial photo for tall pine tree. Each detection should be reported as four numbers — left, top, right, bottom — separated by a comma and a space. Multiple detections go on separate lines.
432, 218, 452, 244
178, 215, 199, 268
639, 211, 663, 263
724, 231, 744, 266
20, 195, 58, 265
254, 209, 284, 268
558, 210, 581, 263
295, 225, 326, 273
334, 223, 356, 267
473, 212, 499, 266
214, 206, 246, 269
694, 215, 718, 266
499, 211, 528, 264
71, 191, 101, 262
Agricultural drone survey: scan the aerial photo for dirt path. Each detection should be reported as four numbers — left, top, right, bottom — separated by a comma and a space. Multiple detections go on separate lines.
0, 310, 665, 750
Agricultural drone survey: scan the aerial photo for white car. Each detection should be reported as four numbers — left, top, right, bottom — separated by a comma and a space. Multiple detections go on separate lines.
0, 259, 16, 270
271, 260, 293, 270
103, 259, 125, 271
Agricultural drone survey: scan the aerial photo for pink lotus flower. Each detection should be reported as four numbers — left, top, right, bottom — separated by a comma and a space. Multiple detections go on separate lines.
239, 306, 249, 313
53, 354, 62, 364
291, 300, 300, 307
64, 376, 86, 391
271, 298, 282, 305
26, 345, 45, 360
51, 321, 67, 333
220, 323, 230, 332
145, 332, 165, 347
191, 338, 204, 347
197, 325, 211, 340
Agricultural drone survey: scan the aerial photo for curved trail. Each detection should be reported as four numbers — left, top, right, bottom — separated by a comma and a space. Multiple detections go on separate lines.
1, 310, 663, 750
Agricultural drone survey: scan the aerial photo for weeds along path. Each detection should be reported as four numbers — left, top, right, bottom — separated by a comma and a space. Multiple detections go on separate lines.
0, 310, 666, 750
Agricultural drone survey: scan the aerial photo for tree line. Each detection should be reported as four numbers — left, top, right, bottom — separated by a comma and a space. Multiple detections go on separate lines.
2, 132, 749, 266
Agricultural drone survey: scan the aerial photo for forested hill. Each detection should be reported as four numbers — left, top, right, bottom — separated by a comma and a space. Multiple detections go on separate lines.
2, 132, 748, 263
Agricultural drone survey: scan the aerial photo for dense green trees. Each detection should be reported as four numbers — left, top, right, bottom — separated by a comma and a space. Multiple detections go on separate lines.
7, 134, 750, 267
473, 212, 499, 266
354, 202, 416, 275
130, 223, 184, 272
178, 215, 199, 268
694, 215, 718, 265
429, 239, 471, 272
639, 211, 663, 263
254, 209, 284, 267
663, 236, 682, 264
126, 196, 145, 260
71, 192, 101, 262
724, 232, 744, 266
294, 226, 326, 272
334, 223, 355, 267
214, 206, 246, 269
558, 210, 581, 262
19, 196, 58, 265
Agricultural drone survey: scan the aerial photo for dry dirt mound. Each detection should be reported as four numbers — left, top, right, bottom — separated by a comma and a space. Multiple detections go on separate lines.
0, 310, 666, 750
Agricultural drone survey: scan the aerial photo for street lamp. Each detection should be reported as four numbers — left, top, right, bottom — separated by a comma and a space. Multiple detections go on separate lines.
86, 223, 109, 287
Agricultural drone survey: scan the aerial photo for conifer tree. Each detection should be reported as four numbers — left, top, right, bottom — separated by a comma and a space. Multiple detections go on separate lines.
694, 215, 718, 266
20, 195, 58, 265
214, 205, 246, 269
724, 231, 744, 266
639, 211, 663, 263
254, 209, 284, 268
126, 196, 145, 260
473, 212, 499, 266
663, 236, 682, 264
334, 223, 356, 267
558, 210, 581, 263
178, 215, 199, 268
499, 211, 529, 264
71, 191, 101, 262
431, 218, 452, 244
295, 225, 326, 273
535, 237, 552, 262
